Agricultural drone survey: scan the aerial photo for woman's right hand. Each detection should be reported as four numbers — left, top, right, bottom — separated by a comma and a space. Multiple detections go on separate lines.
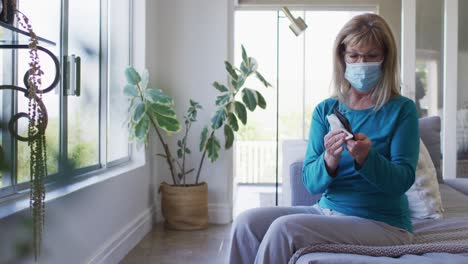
323, 130, 347, 176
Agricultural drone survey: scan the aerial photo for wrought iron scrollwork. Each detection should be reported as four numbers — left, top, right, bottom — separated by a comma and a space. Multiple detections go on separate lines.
0, 44, 60, 142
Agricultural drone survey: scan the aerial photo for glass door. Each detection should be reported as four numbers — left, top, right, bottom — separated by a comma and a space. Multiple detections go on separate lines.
233, 10, 278, 216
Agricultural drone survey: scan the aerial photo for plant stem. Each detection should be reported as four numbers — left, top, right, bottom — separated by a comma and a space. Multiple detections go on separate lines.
135, 82, 177, 185
195, 130, 214, 184
181, 120, 191, 185
153, 123, 177, 185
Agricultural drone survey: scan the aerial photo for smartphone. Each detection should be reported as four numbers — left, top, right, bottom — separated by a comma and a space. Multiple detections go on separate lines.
333, 108, 355, 140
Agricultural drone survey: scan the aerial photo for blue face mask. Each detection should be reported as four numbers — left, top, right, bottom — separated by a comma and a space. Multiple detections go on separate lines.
344, 61, 382, 93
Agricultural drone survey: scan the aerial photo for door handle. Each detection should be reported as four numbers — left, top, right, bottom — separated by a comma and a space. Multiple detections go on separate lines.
63, 54, 81, 96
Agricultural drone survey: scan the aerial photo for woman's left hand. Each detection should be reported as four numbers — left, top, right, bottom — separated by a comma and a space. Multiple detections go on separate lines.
346, 133, 371, 166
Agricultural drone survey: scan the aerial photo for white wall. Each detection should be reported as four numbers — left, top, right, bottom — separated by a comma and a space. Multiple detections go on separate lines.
0, 1, 152, 263
148, 0, 233, 224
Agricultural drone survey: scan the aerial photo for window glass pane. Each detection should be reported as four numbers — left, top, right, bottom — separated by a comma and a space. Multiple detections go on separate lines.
457, 1, 468, 178
233, 10, 278, 217
415, 0, 443, 119
0, 61, 4, 188
108, 0, 130, 162
67, 0, 100, 169
415, 0, 443, 179
279, 10, 305, 141
16, 0, 61, 184
0, 29, 14, 190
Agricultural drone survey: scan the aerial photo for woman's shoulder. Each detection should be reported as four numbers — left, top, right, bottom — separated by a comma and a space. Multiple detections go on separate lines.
310, 97, 340, 119
386, 95, 417, 109
316, 97, 340, 111
384, 95, 417, 116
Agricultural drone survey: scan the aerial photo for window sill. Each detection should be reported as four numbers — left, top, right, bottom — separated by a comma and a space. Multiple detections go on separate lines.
0, 154, 146, 219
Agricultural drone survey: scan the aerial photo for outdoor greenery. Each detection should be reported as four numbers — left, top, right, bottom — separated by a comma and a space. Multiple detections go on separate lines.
17, 118, 97, 183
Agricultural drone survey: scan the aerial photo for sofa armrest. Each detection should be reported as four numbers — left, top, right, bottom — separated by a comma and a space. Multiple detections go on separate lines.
444, 178, 468, 196
290, 161, 322, 206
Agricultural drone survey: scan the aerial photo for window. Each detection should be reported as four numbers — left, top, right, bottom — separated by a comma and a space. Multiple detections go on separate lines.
0, 0, 132, 199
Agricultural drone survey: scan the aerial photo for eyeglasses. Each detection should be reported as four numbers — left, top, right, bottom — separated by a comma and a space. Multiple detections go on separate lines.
343, 52, 384, 63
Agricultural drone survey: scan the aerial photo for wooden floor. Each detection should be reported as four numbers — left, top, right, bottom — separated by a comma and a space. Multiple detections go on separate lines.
121, 223, 232, 264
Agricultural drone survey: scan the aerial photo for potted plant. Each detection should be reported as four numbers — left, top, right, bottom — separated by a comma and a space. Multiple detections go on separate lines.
124, 45, 271, 230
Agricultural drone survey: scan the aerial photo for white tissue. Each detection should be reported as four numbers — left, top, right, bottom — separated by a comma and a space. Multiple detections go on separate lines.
326, 114, 354, 140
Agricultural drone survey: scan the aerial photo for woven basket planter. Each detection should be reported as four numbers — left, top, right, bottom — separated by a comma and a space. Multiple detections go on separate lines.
160, 181, 209, 230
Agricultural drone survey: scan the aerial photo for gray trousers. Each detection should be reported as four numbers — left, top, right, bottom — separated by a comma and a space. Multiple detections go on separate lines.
228, 205, 413, 264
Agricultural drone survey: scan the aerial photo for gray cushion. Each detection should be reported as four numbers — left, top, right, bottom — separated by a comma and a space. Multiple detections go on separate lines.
444, 179, 468, 197
419, 116, 443, 183
290, 161, 321, 206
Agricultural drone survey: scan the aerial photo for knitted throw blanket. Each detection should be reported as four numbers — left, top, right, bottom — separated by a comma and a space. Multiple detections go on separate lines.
289, 217, 468, 264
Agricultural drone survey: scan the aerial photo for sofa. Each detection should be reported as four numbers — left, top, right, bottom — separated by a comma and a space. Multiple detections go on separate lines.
285, 116, 468, 263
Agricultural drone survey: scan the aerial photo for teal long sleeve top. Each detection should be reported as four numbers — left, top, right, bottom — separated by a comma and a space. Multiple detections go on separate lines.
302, 95, 419, 232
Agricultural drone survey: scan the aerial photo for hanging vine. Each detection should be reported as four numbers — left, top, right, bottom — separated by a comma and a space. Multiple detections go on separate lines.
15, 10, 47, 261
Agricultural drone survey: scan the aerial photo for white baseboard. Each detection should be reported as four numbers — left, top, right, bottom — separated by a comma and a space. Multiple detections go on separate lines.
209, 203, 232, 224
87, 207, 153, 264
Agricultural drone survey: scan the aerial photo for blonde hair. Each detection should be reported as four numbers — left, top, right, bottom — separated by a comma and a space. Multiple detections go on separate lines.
331, 13, 400, 111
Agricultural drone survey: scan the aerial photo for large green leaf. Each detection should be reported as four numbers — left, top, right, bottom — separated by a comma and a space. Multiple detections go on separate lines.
141, 69, 150, 90
211, 108, 227, 129
132, 102, 146, 123
153, 112, 180, 133
256, 91, 267, 109
215, 94, 231, 106
125, 67, 142, 85
206, 135, 221, 162
225, 61, 238, 81
199, 126, 209, 151
149, 103, 176, 117
241, 45, 249, 66
242, 88, 257, 111
227, 113, 239, 131
234, 101, 247, 125
144, 89, 173, 105
124, 84, 139, 97
224, 125, 234, 149
134, 116, 149, 141
213, 81, 229, 92
255, 71, 271, 87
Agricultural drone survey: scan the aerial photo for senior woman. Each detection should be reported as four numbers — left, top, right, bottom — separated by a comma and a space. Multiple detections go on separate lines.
228, 13, 419, 264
